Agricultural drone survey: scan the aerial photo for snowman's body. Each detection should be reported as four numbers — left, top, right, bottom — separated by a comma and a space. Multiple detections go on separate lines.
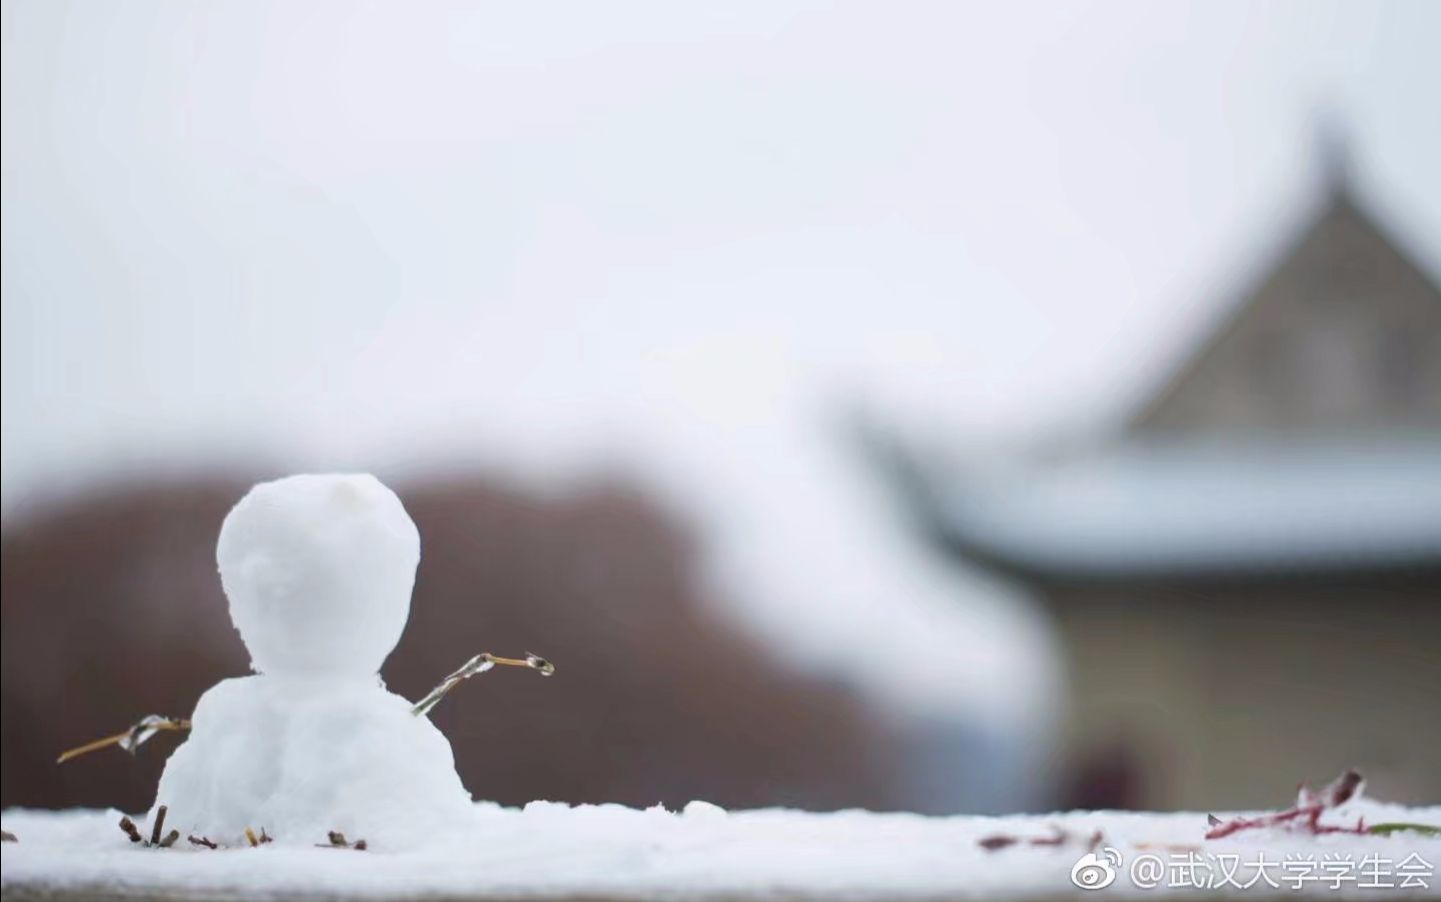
152, 474, 473, 846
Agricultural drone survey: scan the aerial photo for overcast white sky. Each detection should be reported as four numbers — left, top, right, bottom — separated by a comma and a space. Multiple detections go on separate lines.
4, 0, 1439, 731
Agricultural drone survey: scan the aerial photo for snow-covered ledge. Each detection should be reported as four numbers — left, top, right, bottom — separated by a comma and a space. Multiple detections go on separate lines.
4, 797, 1439, 901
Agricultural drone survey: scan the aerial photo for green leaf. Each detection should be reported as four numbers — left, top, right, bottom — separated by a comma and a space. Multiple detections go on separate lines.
1368, 822, 1441, 837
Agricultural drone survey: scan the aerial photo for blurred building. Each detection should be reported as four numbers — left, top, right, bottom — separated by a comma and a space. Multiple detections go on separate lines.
894, 145, 1441, 810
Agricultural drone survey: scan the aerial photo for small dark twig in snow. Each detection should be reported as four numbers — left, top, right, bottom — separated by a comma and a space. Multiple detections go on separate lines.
119, 812, 180, 849
977, 835, 1017, 851
1205, 769, 1368, 840
118, 816, 144, 844
319, 830, 367, 850
187, 835, 217, 849
2, 829, 17, 842
150, 805, 168, 846
978, 824, 1103, 852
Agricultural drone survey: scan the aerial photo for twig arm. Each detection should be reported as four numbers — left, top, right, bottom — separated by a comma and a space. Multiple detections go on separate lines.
57, 716, 191, 764
411, 651, 554, 717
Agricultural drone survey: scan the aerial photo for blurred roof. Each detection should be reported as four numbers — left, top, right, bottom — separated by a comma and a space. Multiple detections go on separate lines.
918, 437, 1441, 582
894, 134, 1441, 583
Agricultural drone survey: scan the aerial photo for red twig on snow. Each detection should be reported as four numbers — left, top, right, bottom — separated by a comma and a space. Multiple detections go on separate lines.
1205, 769, 1368, 840
979, 825, 1103, 852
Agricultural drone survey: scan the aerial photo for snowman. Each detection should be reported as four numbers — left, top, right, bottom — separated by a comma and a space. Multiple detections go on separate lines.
127, 473, 546, 847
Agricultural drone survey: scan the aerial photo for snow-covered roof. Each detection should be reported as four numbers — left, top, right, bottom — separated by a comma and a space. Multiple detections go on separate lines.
920, 436, 1441, 582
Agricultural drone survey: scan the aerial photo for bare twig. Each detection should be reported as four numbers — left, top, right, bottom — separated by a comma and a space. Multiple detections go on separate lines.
977, 834, 1017, 851
978, 825, 1103, 852
411, 651, 555, 716
119, 812, 180, 849
188, 835, 217, 849
1206, 769, 1368, 840
150, 805, 168, 846
118, 816, 144, 844
58, 716, 191, 764
318, 830, 368, 850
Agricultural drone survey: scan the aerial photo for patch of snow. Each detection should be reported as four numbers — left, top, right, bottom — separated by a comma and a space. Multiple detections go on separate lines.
3, 798, 1438, 900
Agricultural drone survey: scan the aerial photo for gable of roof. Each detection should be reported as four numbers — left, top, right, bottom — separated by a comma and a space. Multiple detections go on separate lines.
1128, 188, 1441, 437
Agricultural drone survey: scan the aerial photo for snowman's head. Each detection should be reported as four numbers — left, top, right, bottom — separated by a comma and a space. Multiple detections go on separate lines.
217, 474, 420, 678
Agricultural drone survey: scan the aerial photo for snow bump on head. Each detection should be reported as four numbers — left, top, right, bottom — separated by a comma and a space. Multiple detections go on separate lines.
217, 474, 420, 677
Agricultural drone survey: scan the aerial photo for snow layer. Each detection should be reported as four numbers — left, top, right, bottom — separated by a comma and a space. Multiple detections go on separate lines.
3, 799, 1438, 900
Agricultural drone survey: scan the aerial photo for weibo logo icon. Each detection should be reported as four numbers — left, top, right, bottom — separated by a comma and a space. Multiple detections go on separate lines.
1070, 847, 1122, 890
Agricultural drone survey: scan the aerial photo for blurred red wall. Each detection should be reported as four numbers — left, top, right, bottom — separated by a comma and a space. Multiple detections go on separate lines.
2, 472, 899, 814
